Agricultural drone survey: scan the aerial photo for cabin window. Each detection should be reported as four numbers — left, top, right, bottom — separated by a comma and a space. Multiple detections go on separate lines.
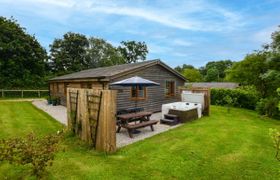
81, 82, 92, 89
131, 86, 146, 100
165, 80, 175, 96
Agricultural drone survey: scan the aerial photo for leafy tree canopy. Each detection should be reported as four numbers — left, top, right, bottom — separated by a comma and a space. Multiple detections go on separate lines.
86, 37, 125, 68
49, 32, 89, 75
182, 68, 203, 82
118, 41, 148, 63
0, 16, 47, 88
174, 64, 194, 73
201, 60, 234, 81
226, 26, 280, 97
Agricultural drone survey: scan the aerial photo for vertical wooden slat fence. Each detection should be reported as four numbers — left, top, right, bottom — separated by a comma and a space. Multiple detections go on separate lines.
67, 88, 117, 153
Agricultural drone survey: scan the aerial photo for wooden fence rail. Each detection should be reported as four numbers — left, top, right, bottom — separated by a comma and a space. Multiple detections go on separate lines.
0, 90, 49, 98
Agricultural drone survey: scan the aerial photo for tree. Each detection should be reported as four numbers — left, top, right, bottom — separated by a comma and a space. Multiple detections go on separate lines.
86, 37, 125, 68
0, 16, 47, 88
205, 67, 220, 82
271, 25, 280, 52
202, 60, 233, 81
49, 32, 89, 74
174, 64, 194, 73
182, 68, 202, 82
226, 52, 268, 96
118, 41, 148, 63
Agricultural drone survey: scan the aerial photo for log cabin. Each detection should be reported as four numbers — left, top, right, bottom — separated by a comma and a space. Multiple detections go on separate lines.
49, 59, 186, 112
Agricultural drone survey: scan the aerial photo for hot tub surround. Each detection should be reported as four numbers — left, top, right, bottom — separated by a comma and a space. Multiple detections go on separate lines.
161, 102, 202, 119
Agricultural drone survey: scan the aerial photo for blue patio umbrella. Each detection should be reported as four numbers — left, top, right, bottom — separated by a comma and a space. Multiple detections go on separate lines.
110, 76, 160, 109
110, 76, 160, 134
110, 76, 160, 87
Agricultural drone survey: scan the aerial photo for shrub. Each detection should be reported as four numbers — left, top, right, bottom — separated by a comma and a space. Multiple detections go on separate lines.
0, 133, 61, 177
269, 128, 280, 161
211, 88, 260, 110
256, 98, 280, 119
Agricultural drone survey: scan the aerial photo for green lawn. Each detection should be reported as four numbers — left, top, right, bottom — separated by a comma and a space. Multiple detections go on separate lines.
0, 102, 280, 179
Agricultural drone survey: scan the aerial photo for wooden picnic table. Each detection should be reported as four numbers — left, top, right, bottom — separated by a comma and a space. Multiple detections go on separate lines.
116, 111, 158, 138
117, 111, 153, 121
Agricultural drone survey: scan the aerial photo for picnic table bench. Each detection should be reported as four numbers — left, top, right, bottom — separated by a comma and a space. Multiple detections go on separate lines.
116, 111, 159, 138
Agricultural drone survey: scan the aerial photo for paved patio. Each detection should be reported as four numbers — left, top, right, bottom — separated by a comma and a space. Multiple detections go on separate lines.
32, 100, 67, 125
32, 100, 181, 148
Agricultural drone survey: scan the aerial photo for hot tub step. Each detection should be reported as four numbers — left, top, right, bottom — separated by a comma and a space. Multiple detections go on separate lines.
164, 114, 178, 119
160, 118, 179, 125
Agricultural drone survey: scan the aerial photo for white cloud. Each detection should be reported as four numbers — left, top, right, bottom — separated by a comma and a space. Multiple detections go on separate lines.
253, 26, 278, 44
173, 52, 189, 57
148, 44, 171, 54
3, 0, 244, 32
172, 39, 192, 47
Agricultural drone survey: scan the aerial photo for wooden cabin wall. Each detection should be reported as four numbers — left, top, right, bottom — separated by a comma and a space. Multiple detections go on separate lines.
110, 64, 185, 112
50, 81, 108, 106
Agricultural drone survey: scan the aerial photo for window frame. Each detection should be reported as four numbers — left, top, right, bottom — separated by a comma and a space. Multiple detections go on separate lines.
130, 86, 147, 101
165, 80, 176, 97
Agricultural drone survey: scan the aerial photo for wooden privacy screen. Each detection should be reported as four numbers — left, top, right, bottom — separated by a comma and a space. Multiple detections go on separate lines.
67, 88, 117, 153
178, 87, 211, 116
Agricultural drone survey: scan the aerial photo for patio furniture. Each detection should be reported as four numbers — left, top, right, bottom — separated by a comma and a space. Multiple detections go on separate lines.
126, 120, 158, 138
116, 111, 158, 138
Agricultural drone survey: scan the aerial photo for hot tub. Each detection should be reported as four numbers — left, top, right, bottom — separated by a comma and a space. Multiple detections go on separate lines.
161, 102, 202, 119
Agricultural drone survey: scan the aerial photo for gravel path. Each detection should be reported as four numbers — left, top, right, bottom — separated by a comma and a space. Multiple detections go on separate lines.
32, 100, 67, 125
31, 100, 181, 147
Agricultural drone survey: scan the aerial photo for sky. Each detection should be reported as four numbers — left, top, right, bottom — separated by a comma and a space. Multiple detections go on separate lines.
1, 0, 280, 68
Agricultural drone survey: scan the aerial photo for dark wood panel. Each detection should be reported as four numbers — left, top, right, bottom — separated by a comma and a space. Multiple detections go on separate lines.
110, 64, 185, 112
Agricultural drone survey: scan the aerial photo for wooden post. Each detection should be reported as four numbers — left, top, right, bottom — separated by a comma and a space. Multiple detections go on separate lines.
1, 90, 3, 98
66, 88, 71, 130
21, 90, 23, 98
95, 90, 117, 153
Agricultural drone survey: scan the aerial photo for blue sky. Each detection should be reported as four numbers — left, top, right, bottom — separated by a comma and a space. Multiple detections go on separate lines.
1, 0, 280, 67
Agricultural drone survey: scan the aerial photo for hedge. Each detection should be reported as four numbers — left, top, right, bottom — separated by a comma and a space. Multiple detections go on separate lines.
211, 88, 260, 110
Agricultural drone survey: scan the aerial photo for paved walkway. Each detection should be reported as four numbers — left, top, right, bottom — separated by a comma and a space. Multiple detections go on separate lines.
32, 100, 181, 148
32, 100, 67, 125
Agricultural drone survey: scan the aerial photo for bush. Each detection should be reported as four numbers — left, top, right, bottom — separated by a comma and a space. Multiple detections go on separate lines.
0, 133, 61, 177
269, 128, 280, 161
256, 98, 280, 119
211, 88, 260, 110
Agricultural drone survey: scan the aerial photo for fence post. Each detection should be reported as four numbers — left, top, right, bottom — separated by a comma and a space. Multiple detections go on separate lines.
21, 90, 23, 98
66, 88, 72, 130
95, 90, 117, 153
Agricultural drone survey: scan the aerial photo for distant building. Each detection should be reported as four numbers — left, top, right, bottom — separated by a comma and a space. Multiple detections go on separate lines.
185, 82, 240, 89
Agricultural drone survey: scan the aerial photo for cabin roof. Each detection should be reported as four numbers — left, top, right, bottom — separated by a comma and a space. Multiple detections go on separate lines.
49, 59, 186, 82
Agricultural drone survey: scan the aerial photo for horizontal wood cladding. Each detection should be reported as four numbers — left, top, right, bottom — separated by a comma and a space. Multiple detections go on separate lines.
50, 81, 109, 106
49, 63, 185, 111
110, 64, 185, 112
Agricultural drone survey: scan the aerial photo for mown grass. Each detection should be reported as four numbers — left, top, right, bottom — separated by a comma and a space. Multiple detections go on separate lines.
0, 102, 280, 179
